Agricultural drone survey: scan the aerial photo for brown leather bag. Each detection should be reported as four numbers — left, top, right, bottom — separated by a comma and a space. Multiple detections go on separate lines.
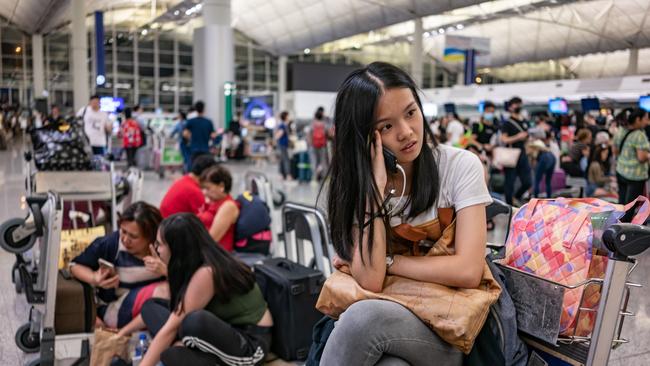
315, 208, 501, 354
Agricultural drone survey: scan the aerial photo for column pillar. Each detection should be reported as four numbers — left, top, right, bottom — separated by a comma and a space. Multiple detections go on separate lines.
193, 0, 234, 129
32, 34, 45, 99
71, 0, 89, 111
111, 10, 118, 97
133, 34, 139, 105
626, 48, 639, 76
173, 34, 180, 113
154, 31, 160, 109
410, 18, 423, 87
247, 40, 254, 93
278, 55, 287, 112
264, 55, 270, 91
22, 34, 28, 104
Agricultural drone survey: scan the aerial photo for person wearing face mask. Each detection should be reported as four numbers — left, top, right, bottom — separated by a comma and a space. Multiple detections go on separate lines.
500, 96, 532, 206
472, 101, 498, 153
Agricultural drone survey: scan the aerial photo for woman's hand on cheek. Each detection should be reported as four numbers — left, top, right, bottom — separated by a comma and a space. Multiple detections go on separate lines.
144, 244, 168, 277
371, 130, 387, 196
332, 254, 351, 275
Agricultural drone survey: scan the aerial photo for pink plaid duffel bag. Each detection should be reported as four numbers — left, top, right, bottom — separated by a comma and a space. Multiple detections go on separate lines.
505, 196, 649, 336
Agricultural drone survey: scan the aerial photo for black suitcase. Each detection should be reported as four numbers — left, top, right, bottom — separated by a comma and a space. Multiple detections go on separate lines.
254, 258, 325, 361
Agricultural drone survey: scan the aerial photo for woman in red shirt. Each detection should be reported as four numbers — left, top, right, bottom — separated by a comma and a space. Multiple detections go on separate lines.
121, 108, 143, 167
197, 165, 239, 251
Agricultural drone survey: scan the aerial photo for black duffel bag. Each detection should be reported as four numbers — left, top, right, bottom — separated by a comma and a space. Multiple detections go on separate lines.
31, 122, 93, 171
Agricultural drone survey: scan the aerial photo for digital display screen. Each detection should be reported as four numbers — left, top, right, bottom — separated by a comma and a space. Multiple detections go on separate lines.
548, 98, 568, 115
100, 97, 124, 113
443, 103, 456, 114
581, 97, 600, 112
243, 95, 274, 126
639, 96, 650, 112
478, 100, 485, 114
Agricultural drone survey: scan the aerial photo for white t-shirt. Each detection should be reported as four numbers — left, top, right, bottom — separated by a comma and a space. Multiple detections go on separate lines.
77, 107, 111, 147
389, 144, 492, 227
446, 120, 465, 146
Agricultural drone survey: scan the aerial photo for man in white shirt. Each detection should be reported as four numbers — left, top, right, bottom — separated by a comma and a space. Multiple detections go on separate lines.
77, 95, 112, 155
446, 115, 465, 146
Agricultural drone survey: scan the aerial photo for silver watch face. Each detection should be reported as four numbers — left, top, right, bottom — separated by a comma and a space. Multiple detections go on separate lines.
386, 255, 394, 267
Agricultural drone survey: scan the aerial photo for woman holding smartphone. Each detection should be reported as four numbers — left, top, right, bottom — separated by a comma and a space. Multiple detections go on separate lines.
118, 213, 273, 366
70, 201, 167, 329
320, 62, 493, 365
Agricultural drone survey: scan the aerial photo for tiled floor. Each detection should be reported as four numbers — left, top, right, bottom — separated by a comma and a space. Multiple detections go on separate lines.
1, 138, 649, 365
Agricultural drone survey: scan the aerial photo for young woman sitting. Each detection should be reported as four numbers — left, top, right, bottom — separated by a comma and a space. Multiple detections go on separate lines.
320, 62, 492, 365
70, 201, 166, 329
119, 213, 272, 366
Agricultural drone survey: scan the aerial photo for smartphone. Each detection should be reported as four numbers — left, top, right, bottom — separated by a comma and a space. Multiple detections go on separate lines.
382, 147, 398, 174
98, 258, 116, 273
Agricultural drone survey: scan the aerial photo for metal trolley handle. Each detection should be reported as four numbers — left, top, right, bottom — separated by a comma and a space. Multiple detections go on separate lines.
587, 224, 650, 366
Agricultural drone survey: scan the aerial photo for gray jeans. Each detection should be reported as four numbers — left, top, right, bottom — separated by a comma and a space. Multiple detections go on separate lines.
321, 300, 462, 366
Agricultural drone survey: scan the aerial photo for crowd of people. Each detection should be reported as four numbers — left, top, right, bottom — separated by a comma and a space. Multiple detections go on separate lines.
67, 148, 274, 365
428, 97, 650, 208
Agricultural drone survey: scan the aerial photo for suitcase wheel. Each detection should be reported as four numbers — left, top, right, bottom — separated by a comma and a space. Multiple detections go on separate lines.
15, 323, 40, 353
0, 218, 38, 254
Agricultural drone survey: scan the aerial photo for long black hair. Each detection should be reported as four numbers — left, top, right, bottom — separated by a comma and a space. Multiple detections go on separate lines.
159, 213, 256, 313
616, 108, 648, 128
326, 61, 439, 262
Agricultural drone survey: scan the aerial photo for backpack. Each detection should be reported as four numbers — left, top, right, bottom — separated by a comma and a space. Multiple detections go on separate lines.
234, 191, 272, 254
312, 121, 327, 148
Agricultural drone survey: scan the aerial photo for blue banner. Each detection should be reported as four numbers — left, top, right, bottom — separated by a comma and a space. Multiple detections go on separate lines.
95, 11, 105, 86
463, 49, 476, 85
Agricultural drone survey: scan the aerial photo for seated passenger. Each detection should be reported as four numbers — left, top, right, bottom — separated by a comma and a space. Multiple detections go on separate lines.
70, 202, 166, 329
124, 213, 273, 366
197, 165, 239, 252
159, 154, 217, 218
588, 144, 616, 198
561, 142, 590, 178
320, 62, 491, 365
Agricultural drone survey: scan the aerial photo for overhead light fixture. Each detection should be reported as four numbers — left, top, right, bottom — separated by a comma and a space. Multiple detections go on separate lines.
174, 10, 180, 16
456, 24, 464, 30
141, 29, 148, 35
304, 48, 311, 54
446, 26, 455, 32
407, 36, 414, 42
423, 31, 431, 38
438, 28, 445, 34
15, 46, 21, 53
475, 76, 482, 84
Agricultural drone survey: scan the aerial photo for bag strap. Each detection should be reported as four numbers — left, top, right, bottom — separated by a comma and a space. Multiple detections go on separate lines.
618, 129, 633, 154
623, 196, 650, 225
503, 118, 525, 148
523, 198, 590, 249
562, 210, 590, 249
438, 207, 454, 231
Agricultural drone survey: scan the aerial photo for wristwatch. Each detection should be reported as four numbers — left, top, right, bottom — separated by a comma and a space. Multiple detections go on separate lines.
386, 255, 395, 270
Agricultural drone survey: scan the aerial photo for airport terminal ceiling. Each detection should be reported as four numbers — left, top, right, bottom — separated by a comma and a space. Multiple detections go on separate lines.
0, 0, 648, 79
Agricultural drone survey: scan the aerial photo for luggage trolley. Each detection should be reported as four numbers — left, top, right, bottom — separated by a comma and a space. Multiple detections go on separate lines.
1, 169, 118, 365
0, 192, 79, 366
281, 202, 336, 278
482, 198, 650, 366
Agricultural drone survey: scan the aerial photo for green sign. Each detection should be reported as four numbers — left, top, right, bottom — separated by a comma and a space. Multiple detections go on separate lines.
224, 82, 236, 130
